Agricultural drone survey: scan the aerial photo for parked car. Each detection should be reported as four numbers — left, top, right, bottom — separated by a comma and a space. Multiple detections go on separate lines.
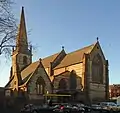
116, 104, 120, 111
53, 104, 85, 113
91, 104, 103, 112
20, 104, 55, 113
20, 104, 38, 113
100, 102, 118, 112
77, 104, 91, 112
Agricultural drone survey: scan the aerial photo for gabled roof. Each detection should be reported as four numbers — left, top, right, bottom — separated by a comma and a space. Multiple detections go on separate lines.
42, 52, 60, 67
20, 58, 52, 87
5, 52, 60, 87
21, 43, 96, 79
22, 73, 32, 84
54, 43, 95, 69
21, 52, 60, 80
6, 42, 96, 88
21, 61, 39, 80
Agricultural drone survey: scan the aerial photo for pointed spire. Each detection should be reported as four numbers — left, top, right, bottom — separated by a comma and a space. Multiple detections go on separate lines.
16, 6, 28, 51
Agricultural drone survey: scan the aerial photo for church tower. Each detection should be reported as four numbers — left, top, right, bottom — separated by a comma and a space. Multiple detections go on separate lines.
11, 7, 32, 90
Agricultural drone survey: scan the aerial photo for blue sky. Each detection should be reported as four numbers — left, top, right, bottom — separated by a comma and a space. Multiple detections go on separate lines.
0, 0, 120, 86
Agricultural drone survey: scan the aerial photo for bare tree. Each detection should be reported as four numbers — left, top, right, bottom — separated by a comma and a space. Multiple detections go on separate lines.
0, 0, 17, 58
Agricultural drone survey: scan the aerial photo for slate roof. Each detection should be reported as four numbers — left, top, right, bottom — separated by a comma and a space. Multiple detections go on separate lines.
54, 44, 95, 69
21, 43, 95, 79
21, 52, 60, 80
6, 43, 96, 88
42, 52, 60, 67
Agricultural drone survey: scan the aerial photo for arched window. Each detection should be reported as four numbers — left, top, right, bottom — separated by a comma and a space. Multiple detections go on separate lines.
23, 56, 27, 64
36, 77, 46, 94
92, 54, 103, 83
58, 78, 67, 90
69, 70, 77, 90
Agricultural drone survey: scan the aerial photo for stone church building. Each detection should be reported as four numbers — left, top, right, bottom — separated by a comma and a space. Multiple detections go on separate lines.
5, 7, 109, 104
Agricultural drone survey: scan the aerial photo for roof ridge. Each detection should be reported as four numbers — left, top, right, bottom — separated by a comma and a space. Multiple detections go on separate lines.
21, 43, 96, 80
67, 43, 95, 55
41, 43, 95, 60
42, 52, 60, 60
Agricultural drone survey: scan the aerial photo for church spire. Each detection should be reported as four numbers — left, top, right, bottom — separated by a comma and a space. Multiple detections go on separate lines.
16, 6, 28, 51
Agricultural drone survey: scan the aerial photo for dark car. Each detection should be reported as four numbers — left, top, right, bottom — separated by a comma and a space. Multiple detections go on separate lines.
20, 104, 39, 113
20, 104, 55, 113
77, 103, 91, 112
91, 104, 103, 112
53, 104, 85, 113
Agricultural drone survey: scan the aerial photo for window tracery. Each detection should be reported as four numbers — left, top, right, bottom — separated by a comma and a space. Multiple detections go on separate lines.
69, 70, 77, 90
92, 54, 103, 83
36, 77, 45, 94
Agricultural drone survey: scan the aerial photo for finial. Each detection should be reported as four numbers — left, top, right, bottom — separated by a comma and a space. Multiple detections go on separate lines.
21, 6, 24, 13
22, 6, 24, 10
39, 58, 42, 62
97, 37, 99, 41
62, 46, 64, 50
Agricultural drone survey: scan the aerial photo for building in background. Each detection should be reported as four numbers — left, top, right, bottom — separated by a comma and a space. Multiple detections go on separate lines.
109, 84, 120, 99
